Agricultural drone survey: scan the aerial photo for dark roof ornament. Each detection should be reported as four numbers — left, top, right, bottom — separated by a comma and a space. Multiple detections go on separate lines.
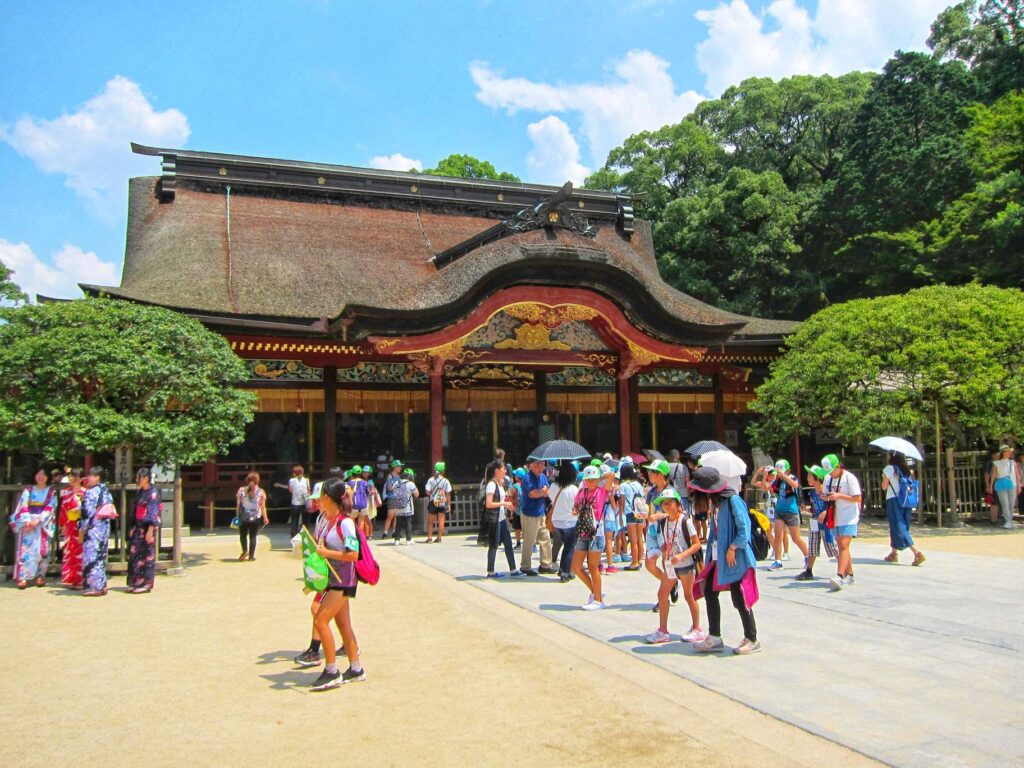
503, 181, 598, 238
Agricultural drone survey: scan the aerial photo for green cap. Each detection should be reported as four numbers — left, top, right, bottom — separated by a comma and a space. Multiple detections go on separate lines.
774, 459, 791, 473
308, 481, 324, 500
434, 461, 446, 473
820, 453, 841, 473
342, 469, 351, 480
361, 465, 372, 473
402, 468, 415, 479
581, 465, 601, 480
350, 464, 362, 475
644, 459, 671, 476
653, 487, 683, 506
804, 464, 828, 480
589, 458, 603, 467
390, 459, 404, 468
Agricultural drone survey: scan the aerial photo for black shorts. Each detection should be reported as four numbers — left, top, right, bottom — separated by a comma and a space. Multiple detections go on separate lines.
427, 501, 448, 515
693, 512, 708, 521
326, 584, 357, 598
511, 513, 522, 531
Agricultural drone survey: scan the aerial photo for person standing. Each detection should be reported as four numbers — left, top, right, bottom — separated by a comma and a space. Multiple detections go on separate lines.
618, 463, 645, 571
820, 454, 861, 591
690, 467, 760, 654
571, 466, 607, 610
308, 479, 366, 691
755, 460, 809, 572
58, 469, 85, 589
425, 462, 453, 543
277, 465, 310, 539
600, 464, 621, 573
666, 449, 691, 501
392, 468, 419, 545
547, 462, 580, 582
646, 488, 705, 645
236, 471, 269, 562
987, 444, 1021, 530
128, 467, 162, 593
483, 461, 521, 577
382, 460, 407, 539
520, 458, 556, 576
643, 459, 678, 614
795, 465, 838, 580
359, 465, 381, 538
881, 452, 926, 566
79, 467, 114, 596
10, 468, 57, 589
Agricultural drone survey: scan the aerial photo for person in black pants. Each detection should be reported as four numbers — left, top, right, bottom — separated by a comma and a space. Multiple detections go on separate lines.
236, 472, 268, 562
484, 461, 522, 577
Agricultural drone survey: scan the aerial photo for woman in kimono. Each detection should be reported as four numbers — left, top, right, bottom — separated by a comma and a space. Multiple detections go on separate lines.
9, 467, 57, 589
127, 467, 161, 593
79, 466, 114, 596
59, 469, 85, 589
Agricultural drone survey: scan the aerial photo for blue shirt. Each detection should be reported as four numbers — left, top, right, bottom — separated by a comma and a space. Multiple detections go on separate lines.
521, 471, 549, 517
773, 474, 799, 514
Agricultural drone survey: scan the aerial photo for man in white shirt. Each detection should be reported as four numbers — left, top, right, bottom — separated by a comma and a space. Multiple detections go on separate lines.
820, 453, 861, 592
275, 465, 310, 538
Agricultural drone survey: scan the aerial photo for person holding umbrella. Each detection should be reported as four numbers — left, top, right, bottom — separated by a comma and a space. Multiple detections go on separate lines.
881, 452, 926, 565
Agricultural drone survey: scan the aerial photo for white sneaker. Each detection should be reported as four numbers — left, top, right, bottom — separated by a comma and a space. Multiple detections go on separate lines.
681, 628, 706, 643
395, 539, 404, 546
645, 629, 671, 644
1004, 522, 1015, 530
693, 635, 724, 653
581, 600, 605, 611
734, 638, 762, 655
829, 575, 844, 591
406, 539, 415, 546
583, 593, 594, 606
782, 553, 791, 561
843, 574, 855, 586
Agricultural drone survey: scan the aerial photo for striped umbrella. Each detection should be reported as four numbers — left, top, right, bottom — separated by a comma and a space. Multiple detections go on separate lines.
684, 439, 729, 457
527, 439, 591, 462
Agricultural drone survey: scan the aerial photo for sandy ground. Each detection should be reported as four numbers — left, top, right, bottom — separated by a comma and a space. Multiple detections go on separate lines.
0, 529, 881, 768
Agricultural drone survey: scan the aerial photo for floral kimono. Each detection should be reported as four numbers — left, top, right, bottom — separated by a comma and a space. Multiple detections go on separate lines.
59, 486, 85, 588
79, 483, 114, 593
127, 487, 162, 591
9, 486, 57, 583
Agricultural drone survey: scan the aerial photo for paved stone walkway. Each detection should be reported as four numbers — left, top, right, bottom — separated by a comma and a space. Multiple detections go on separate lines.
392, 534, 1024, 768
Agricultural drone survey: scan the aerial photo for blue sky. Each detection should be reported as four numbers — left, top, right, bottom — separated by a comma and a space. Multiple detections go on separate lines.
0, 0, 950, 299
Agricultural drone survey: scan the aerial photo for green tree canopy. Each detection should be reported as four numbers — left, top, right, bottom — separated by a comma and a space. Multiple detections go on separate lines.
929, 0, 1024, 101
0, 260, 26, 304
0, 297, 255, 464
748, 284, 1024, 451
420, 153, 520, 182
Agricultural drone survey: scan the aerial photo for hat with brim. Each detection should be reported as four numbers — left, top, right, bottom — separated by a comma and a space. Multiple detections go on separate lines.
820, 453, 841, 474
581, 465, 600, 481
804, 464, 828, 480
999, 444, 1012, 452
390, 459, 404, 468
653, 487, 684, 506
309, 481, 324, 500
644, 459, 671, 476
687, 466, 729, 494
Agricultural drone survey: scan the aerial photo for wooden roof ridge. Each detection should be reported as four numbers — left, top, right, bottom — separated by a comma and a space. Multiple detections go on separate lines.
131, 143, 634, 225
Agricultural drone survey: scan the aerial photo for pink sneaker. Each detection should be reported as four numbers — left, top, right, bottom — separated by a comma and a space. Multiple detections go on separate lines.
605, 566, 619, 574
681, 628, 706, 643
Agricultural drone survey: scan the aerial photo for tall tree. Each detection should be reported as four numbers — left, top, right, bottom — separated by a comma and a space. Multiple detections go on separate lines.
0, 260, 26, 304
0, 298, 255, 463
420, 153, 520, 182
929, 0, 1024, 101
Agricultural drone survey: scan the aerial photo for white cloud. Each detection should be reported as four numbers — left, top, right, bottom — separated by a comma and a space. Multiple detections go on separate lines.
368, 153, 423, 172
526, 117, 591, 185
471, 49, 704, 168
0, 76, 190, 221
695, 0, 952, 96
0, 240, 120, 301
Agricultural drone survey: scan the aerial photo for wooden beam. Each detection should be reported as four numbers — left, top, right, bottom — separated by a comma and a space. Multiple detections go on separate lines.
323, 365, 337, 469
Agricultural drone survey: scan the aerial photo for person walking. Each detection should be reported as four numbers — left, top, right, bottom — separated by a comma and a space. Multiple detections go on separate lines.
755, 460, 809, 572
127, 467, 162, 593
483, 460, 521, 577
308, 479, 366, 691
600, 464, 621, 573
572, 466, 607, 610
276, 465, 310, 539
547, 461, 580, 582
79, 467, 114, 596
988, 444, 1021, 530
881, 452, 926, 565
58, 469, 85, 589
690, 467, 760, 655
10, 467, 57, 589
643, 459, 678, 614
236, 471, 269, 562
520, 458, 556, 576
392, 468, 419, 545
820, 454, 861, 591
382, 460, 406, 539
425, 462, 453, 543
795, 465, 838, 580
357, 465, 381, 538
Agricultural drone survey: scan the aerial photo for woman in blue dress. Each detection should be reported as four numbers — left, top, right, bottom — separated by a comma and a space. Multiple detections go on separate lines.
9, 467, 57, 588
79, 466, 115, 596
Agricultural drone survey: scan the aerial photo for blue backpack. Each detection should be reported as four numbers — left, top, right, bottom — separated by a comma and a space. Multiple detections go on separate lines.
896, 470, 919, 509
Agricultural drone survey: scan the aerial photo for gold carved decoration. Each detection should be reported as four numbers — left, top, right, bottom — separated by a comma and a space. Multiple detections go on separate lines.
495, 323, 571, 351
503, 302, 599, 329
627, 341, 661, 367
582, 353, 618, 373
373, 339, 400, 353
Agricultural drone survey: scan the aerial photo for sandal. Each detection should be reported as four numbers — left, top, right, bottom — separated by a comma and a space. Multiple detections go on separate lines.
238, 553, 248, 561
34, 577, 46, 587
912, 552, 926, 567
883, 551, 898, 563
15, 580, 28, 589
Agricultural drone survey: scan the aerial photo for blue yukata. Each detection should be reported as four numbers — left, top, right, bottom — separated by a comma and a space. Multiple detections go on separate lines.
80, 483, 114, 592
9, 486, 57, 582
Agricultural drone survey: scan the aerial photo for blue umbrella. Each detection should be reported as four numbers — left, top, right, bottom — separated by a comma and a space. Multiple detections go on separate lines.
685, 439, 729, 456
527, 439, 591, 462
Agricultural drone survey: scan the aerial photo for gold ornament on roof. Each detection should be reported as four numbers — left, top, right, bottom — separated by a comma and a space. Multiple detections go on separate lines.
503, 302, 599, 329
495, 323, 571, 351
627, 341, 661, 367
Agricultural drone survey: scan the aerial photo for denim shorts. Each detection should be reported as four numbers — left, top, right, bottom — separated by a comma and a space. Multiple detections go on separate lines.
604, 514, 620, 534
777, 511, 801, 527
834, 524, 859, 537
644, 531, 663, 558
674, 563, 696, 576
575, 534, 605, 553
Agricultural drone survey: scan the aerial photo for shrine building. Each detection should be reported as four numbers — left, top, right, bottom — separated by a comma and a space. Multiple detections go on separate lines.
85, 143, 796, 506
